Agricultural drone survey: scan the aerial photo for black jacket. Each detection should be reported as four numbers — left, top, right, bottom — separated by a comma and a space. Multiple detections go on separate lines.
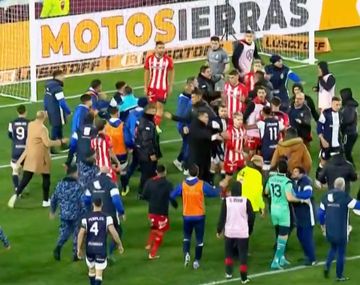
318, 154, 357, 193
340, 88, 358, 135
172, 99, 217, 125
290, 94, 319, 122
288, 103, 312, 142
142, 176, 177, 215
135, 114, 161, 162
197, 73, 221, 105
188, 118, 213, 167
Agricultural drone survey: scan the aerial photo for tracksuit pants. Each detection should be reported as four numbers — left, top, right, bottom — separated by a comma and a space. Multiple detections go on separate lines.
51, 125, 63, 140
224, 237, 249, 280
183, 218, 205, 261
139, 160, 157, 192
177, 134, 189, 167
56, 219, 79, 256
343, 133, 358, 167
296, 226, 316, 263
16, 171, 50, 202
325, 241, 347, 278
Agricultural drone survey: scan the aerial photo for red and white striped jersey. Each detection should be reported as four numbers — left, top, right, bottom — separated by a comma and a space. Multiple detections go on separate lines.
91, 134, 112, 169
273, 110, 290, 129
144, 54, 174, 92
224, 82, 248, 119
244, 72, 255, 91
225, 126, 245, 162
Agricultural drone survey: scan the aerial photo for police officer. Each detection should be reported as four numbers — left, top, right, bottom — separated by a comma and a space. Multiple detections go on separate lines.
135, 103, 161, 191
291, 167, 317, 266
318, 177, 360, 281
77, 198, 124, 285
50, 164, 84, 261
44, 70, 71, 148
83, 166, 125, 260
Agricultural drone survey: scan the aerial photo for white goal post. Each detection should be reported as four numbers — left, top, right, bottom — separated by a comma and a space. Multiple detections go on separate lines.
0, 0, 320, 102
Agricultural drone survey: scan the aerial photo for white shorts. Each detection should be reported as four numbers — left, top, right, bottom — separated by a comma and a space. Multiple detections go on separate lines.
10, 160, 21, 175
86, 255, 107, 270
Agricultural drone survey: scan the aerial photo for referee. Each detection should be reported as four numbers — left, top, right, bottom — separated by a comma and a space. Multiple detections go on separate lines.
318, 177, 360, 281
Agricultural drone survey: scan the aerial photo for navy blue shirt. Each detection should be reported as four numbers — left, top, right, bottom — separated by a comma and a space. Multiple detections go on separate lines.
317, 108, 342, 148
82, 211, 112, 256
8, 117, 29, 161
69, 124, 97, 163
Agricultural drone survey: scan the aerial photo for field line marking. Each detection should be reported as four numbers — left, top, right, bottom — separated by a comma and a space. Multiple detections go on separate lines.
1, 56, 360, 109
199, 255, 360, 285
0, 138, 182, 169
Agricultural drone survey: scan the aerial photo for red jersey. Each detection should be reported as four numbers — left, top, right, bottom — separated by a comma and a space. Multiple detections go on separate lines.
144, 54, 174, 93
244, 72, 255, 91
224, 82, 248, 120
272, 110, 289, 129
224, 126, 246, 173
91, 133, 117, 182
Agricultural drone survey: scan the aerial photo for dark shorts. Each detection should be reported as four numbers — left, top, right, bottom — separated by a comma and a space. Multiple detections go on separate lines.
86, 253, 107, 270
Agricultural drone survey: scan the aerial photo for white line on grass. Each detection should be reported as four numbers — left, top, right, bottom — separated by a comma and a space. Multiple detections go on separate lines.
1, 56, 360, 109
199, 255, 360, 285
0, 138, 182, 169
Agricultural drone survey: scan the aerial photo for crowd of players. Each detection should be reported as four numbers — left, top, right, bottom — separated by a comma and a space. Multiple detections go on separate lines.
2, 31, 360, 284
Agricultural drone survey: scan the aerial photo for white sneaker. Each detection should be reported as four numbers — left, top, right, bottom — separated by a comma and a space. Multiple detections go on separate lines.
173, 159, 183, 172
42, 200, 51, 208
193, 260, 200, 270
241, 279, 251, 284
225, 273, 233, 279
8, 194, 17, 208
156, 125, 162, 134
183, 169, 189, 176
184, 253, 190, 267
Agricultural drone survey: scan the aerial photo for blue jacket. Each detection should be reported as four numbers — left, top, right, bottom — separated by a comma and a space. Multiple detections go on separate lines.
50, 177, 84, 220
265, 64, 301, 100
293, 175, 316, 227
71, 104, 90, 134
176, 92, 192, 133
318, 189, 360, 243
119, 94, 138, 113
124, 107, 144, 149
44, 79, 71, 126
78, 161, 99, 188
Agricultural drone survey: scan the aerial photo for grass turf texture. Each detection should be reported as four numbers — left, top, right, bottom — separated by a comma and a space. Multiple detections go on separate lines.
0, 27, 360, 285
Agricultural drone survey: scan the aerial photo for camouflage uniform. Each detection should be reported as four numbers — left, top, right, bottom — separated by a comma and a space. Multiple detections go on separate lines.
0, 227, 9, 248
50, 176, 84, 256
78, 161, 99, 189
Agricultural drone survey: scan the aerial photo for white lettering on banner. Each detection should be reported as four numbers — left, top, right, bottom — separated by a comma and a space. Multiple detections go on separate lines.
35, 0, 323, 65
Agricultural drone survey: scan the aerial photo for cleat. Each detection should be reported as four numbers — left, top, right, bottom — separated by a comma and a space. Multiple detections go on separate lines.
122, 186, 130, 197
156, 125, 162, 134
183, 169, 189, 176
53, 246, 61, 261
73, 255, 81, 262
305, 260, 318, 266
241, 279, 251, 284
324, 269, 330, 279
225, 273, 232, 279
184, 253, 190, 267
193, 260, 200, 270
336, 277, 350, 282
148, 254, 160, 260
42, 200, 51, 208
271, 261, 283, 270
8, 194, 17, 208
173, 159, 183, 172
280, 257, 291, 266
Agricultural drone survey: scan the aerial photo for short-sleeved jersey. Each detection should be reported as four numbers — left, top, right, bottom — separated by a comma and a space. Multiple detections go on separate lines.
8, 117, 29, 160
73, 124, 97, 163
224, 82, 248, 119
207, 47, 229, 76
81, 211, 113, 256
257, 118, 284, 149
266, 173, 292, 209
91, 134, 112, 169
144, 54, 174, 92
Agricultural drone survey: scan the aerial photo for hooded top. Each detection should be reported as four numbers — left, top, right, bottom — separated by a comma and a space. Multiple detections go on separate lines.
271, 137, 312, 173
340, 88, 358, 135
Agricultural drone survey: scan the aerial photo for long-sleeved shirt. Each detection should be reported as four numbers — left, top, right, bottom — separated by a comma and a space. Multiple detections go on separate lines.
50, 177, 84, 220
175, 92, 192, 133
171, 177, 219, 220
71, 104, 90, 134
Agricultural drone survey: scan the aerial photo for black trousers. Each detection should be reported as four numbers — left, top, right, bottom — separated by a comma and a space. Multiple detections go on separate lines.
197, 159, 211, 183
16, 171, 50, 201
343, 133, 358, 167
225, 237, 249, 264
139, 160, 157, 192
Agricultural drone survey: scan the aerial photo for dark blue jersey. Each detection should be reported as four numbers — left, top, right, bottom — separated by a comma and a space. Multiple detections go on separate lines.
8, 117, 29, 161
84, 173, 125, 217
69, 124, 97, 164
81, 211, 112, 256
257, 117, 282, 162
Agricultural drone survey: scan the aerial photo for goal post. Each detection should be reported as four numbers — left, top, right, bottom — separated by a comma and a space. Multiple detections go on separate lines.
0, 0, 322, 102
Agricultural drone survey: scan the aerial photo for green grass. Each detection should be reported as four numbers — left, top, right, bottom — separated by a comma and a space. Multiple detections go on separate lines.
1, 27, 360, 285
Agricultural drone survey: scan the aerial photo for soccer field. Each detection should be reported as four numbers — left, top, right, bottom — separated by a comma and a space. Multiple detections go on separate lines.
0, 27, 360, 285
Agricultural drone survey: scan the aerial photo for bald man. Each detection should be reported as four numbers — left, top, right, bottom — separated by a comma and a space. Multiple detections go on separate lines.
8, 111, 68, 208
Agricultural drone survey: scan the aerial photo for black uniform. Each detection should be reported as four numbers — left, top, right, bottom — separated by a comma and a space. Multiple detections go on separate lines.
188, 118, 214, 182
197, 73, 221, 105
81, 211, 113, 267
8, 117, 29, 162
135, 113, 161, 190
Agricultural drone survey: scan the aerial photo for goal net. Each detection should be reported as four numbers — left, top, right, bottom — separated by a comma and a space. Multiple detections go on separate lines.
0, 0, 319, 102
